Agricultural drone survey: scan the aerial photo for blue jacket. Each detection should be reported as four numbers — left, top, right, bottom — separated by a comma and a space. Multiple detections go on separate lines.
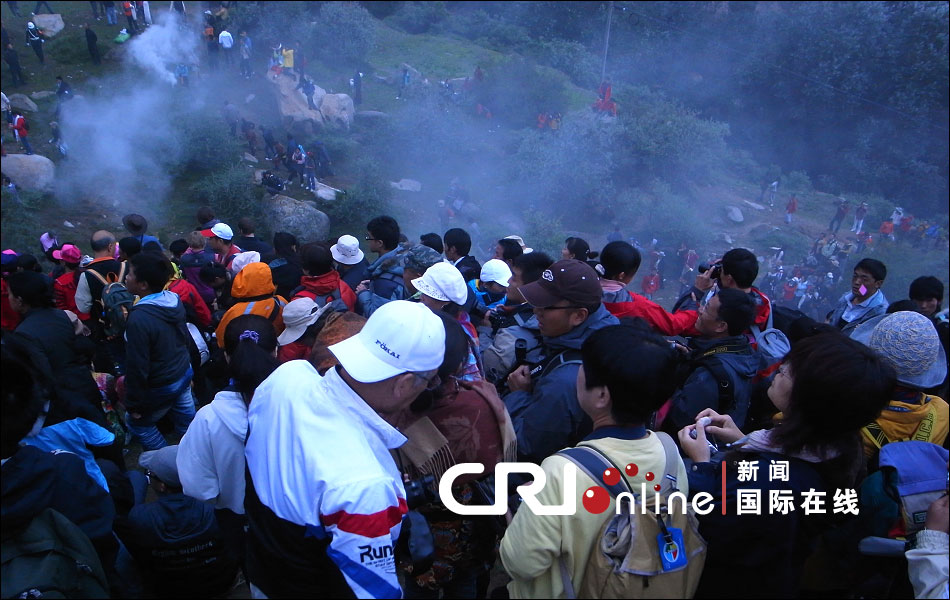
357, 245, 408, 316
828, 290, 888, 333
124, 291, 191, 414
504, 304, 619, 463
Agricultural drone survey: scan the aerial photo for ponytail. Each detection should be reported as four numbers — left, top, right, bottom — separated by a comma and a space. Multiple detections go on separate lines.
224, 314, 280, 405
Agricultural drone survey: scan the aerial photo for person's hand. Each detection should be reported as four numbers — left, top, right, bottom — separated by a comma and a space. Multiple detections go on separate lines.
696, 408, 745, 443
694, 268, 716, 292
670, 340, 689, 355
925, 494, 949, 533
506, 365, 532, 393
678, 423, 711, 463
355, 280, 370, 295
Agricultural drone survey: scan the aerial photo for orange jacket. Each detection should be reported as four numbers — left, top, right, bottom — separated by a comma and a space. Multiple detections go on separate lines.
216, 263, 286, 347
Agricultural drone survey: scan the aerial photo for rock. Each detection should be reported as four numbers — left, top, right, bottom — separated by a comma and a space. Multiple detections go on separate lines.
743, 199, 766, 211
8, 94, 38, 112
63, 220, 75, 229
253, 169, 264, 184
33, 14, 65, 37
726, 205, 744, 223
0, 154, 55, 192
318, 93, 354, 130
265, 195, 329, 243
30, 90, 55, 100
244, 152, 258, 163
270, 74, 325, 127
355, 110, 389, 120
390, 179, 422, 192
245, 93, 255, 104
716, 232, 734, 245
315, 187, 337, 201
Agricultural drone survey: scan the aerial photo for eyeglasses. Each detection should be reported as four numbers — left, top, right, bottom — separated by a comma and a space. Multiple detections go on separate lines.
365, 236, 378, 241
536, 305, 585, 313
411, 372, 442, 391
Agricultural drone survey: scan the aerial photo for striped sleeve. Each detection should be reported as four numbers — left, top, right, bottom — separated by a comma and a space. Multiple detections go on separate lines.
320, 478, 408, 599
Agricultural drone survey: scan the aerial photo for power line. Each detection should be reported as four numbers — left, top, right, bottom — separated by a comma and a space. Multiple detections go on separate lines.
622, 6, 950, 134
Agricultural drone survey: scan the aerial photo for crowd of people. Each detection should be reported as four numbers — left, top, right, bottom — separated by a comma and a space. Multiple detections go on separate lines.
2, 207, 948, 599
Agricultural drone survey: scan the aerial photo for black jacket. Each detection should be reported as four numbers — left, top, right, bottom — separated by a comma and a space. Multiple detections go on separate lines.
233, 235, 273, 256
338, 259, 369, 293
13, 308, 104, 426
124, 291, 191, 413
455, 255, 481, 283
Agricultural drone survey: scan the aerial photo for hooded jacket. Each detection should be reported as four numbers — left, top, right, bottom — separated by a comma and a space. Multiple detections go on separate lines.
124, 290, 191, 414
365, 244, 408, 301
178, 390, 248, 515
828, 289, 888, 333
664, 335, 764, 432
503, 304, 619, 464
179, 247, 215, 307
601, 279, 699, 336
861, 389, 949, 463
292, 271, 356, 311
482, 304, 543, 383
215, 262, 286, 348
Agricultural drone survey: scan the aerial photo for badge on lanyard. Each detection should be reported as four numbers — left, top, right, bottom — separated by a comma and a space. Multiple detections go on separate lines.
655, 514, 688, 571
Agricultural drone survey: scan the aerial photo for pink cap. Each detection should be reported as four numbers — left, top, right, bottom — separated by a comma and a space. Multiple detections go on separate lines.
53, 244, 82, 264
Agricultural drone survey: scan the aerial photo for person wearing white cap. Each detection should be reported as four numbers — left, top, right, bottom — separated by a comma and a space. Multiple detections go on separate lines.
244, 300, 445, 599
201, 223, 242, 269
468, 259, 511, 320
331, 234, 369, 292
229, 251, 260, 275
275, 297, 331, 362
411, 261, 468, 313
504, 235, 533, 254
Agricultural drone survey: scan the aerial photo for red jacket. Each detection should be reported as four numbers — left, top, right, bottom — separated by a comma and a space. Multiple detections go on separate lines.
1, 279, 20, 331
641, 274, 660, 296
12, 115, 28, 139
292, 271, 356, 311
603, 287, 699, 336
168, 278, 212, 328
278, 340, 311, 363
749, 287, 773, 330
54, 270, 89, 320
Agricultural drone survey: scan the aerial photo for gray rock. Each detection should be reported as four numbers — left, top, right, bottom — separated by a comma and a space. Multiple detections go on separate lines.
33, 14, 65, 37
245, 94, 255, 104
716, 232, 734, 245
726, 205, 744, 223
0, 154, 55, 192
63, 220, 75, 228
354, 110, 389, 120
265, 195, 329, 243
271, 74, 325, 127
390, 179, 422, 192
253, 169, 264, 184
8, 94, 38, 112
30, 90, 55, 100
318, 93, 354, 130
244, 152, 258, 163
743, 199, 766, 211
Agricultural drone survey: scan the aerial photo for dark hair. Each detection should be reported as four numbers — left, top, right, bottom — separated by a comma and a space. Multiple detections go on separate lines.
771, 334, 894, 488
142, 241, 163, 255
512, 251, 554, 285
496, 238, 523, 262
273, 231, 299, 261
600, 241, 641, 280
715, 288, 755, 336
300, 242, 333, 276
410, 312, 469, 413
90, 231, 116, 252
367, 215, 400, 251
443, 228, 472, 256
565, 237, 598, 260
169, 239, 188, 257
196, 206, 216, 225
7, 271, 54, 308
886, 299, 917, 314
1, 335, 54, 458
238, 217, 256, 235
420, 233, 444, 255
721, 248, 759, 288
130, 252, 173, 293
909, 275, 943, 302
15, 254, 40, 272
224, 314, 280, 405
199, 262, 228, 285
854, 258, 886, 282
119, 236, 142, 258
581, 323, 680, 424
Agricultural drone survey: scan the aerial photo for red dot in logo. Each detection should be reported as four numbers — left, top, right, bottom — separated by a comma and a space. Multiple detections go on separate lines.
602, 468, 620, 486
654, 484, 662, 492
645, 472, 655, 481
625, 463, 638, 477
582, 486, 611, 514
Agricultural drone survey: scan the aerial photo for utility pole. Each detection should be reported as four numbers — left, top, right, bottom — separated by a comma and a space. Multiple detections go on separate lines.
601, 1, 614, 82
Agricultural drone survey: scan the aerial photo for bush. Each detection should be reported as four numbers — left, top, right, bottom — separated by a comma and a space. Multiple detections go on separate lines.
321, 157, 392, 236
528, 38, 600, 90
476, 57, 570, 127
0, 189, 54, 254
190, 164, 264, 227
312, 2, 376, 65
387, 1, 449, 34
175, 110, 243, 174
440, 9, 527, 50
782, 170, 812, 194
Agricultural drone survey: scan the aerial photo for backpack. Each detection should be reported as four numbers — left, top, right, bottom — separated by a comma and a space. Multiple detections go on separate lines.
1, 508, 110, 599
749, 295, 791, 360
87, 263, 134, 340
291, 286, 347, 313
555, 433, 707, 599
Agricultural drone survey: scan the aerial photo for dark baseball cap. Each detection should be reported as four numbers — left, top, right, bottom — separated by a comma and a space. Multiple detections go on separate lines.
519, 259, 602, 308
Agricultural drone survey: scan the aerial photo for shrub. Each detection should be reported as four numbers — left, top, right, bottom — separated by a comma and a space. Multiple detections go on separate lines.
528, 38, 600, 89
312, 2, 376, 65
190, 164, 264, 227
782, 170, 812, 194
440, 9, 527, 50
0, 190, 54, 254
321, 157, 392, 236
475, 57, 570, 127
175, 109, 243, 174
387, 1, 449, 34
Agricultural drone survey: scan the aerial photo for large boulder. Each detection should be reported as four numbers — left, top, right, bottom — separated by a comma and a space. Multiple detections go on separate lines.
265, 195, 329, 243
33, 14, 65, 37
318, 93, 354, 130
1, 154, 56, 192
30, 90, 55, 100
270, 74, 325, 128
355, 110, 389, 121
726, 205, 744, 223
8, 94, 38, 112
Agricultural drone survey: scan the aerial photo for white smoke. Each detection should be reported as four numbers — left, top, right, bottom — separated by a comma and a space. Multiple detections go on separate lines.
125, 12, 199, 84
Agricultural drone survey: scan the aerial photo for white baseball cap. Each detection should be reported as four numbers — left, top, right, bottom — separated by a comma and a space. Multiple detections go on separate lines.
230, 251, 261, 275
480, 259, 512, 287
329, 300, 445, 383
278, 297, 331, 346
330, 234, 365, 266
504, 235, 533, 253
201, 222, 234, 241
412, 262, 468, 304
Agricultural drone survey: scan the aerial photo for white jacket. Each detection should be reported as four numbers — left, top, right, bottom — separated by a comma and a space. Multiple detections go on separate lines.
218, 31, 233, 49
177, 390, 248, 514
907, 529, 949, 599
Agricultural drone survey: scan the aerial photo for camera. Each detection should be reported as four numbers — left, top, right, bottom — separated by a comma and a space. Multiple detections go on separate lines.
699, 263, 721, 279
404, 474, 437, 510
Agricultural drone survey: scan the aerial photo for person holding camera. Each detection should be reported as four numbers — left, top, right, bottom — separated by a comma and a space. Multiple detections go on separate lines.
679, 248, 773, 335
503, 259, 619, 464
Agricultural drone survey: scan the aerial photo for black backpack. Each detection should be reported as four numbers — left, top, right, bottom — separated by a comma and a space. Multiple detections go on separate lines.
87, 263, 134, 340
